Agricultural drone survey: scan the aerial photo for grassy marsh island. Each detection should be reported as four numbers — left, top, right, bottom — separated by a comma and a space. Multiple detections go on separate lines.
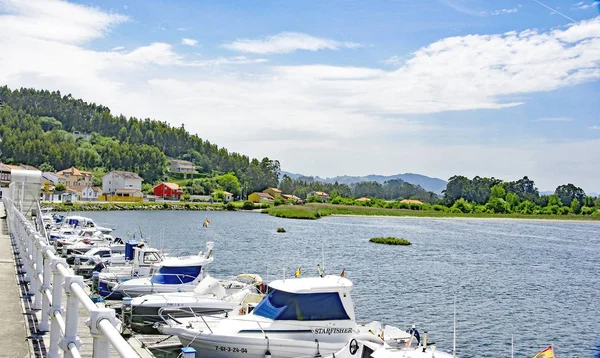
369, 237, 411, 245
264, 203, 600, 221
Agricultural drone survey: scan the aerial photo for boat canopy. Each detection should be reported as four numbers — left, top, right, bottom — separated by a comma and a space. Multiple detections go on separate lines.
253, 289, 350, 321
150, 265, 202, 284
268, 275, 353, 294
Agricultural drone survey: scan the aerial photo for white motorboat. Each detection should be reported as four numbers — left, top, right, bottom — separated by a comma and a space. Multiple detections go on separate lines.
48, 215, 113, 235
67, 246, 126, 265
158, 275, 368, 358
325, 330, 455, 358
101, 242, 214, 299
129, 275, 265, 334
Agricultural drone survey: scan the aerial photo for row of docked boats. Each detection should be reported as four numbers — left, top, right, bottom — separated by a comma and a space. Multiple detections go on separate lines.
45, 211, 456, 357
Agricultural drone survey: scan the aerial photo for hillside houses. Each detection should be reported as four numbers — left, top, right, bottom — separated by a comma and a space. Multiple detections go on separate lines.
57, 166, 93, 187
102, 170, 144, 199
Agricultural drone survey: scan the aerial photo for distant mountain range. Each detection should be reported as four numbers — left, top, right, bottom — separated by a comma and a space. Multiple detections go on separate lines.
281, 171, 448, 194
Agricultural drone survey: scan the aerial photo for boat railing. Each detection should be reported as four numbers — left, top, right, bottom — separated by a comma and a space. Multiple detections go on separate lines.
4, 196, 140, 358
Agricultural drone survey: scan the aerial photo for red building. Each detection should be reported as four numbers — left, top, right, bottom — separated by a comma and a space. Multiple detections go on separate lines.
153, 182, 183, 200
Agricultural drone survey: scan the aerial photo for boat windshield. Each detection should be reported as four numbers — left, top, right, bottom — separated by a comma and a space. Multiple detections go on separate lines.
253, 289, 349, 321
150, 265, 202, 284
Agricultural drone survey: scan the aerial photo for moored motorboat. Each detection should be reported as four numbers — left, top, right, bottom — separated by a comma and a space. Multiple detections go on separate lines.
158, 274, 368, 358
101, 242, 215, 299
129, 275, 265, 334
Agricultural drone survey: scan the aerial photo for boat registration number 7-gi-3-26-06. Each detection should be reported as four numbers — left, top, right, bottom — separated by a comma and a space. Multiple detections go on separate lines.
215, 346, 248, 353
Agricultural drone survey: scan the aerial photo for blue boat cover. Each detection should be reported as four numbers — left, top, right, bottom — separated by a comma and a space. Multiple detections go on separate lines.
125, 241, 139, 260
150, 265, 202, 284
253, 289, 349, 321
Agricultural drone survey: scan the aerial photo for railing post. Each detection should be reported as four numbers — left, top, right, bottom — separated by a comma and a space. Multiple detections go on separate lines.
22, 228, 32, 284
62, 276, 84, 358
87, 308, 117, 358
32, 234, 44, 310
48, 258, 66, 358
39, 243, 53, 332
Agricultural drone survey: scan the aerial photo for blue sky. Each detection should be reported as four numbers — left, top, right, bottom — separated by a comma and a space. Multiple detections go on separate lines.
1, 0, 600, 192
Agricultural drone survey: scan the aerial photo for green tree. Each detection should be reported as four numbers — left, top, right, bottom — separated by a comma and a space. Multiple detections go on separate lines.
547, 194, 562, 207
485, 198, 510, 213
555, 183, 585, 206
274, 196, 286, 206
216, 172, 241, 197
38, 162, 54, 172
570, 198, 581, 214
54, 183, 66, 192
490, 185, 506, 199
505, 192, 520, 209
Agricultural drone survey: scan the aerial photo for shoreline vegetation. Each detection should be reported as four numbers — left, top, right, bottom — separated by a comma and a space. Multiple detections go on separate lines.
45, 202, 600, 222
264, 203, 600, 221
44, 201, 270, 212
369, 237, 411, 245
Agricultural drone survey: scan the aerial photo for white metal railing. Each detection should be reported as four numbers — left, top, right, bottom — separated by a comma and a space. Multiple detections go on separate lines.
4, 197, 140, 358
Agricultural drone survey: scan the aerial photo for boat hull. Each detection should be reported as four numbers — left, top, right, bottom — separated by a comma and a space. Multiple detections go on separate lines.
167, 327, 351, 358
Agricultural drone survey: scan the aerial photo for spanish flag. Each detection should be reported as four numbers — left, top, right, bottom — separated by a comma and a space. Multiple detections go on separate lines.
203, 219, 210, 228
295, 267, 301, 277
533, 346, 554, 358
340, 268, 345, 277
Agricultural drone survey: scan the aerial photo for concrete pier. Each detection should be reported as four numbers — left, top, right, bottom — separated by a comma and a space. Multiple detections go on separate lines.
0, 204, 31, 357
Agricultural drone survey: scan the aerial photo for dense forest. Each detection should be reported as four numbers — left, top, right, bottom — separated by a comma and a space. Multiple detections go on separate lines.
439, 175, 599, 215
278, 175, 439, 203
0, 86, 280, 190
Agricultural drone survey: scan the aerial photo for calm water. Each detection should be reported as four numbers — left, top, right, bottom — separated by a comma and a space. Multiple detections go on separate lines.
76, 211, 600, 357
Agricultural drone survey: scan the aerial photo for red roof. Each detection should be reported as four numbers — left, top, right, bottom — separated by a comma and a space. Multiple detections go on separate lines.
157, 182, 181, 190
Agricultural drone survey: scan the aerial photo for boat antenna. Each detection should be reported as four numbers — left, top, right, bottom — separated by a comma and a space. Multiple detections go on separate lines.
321, 240, 325, 276
453, 292, 456, 358
511, 334, 514, 358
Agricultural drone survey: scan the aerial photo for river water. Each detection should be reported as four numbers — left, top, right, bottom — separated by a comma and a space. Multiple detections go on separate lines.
76, 210, 600, 357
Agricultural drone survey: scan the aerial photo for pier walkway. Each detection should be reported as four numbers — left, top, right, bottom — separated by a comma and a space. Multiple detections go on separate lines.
0, 204, 30, 358
0, 189, 155, 358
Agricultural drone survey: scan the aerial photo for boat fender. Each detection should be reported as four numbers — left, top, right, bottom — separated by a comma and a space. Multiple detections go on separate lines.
349, 339, 359, 355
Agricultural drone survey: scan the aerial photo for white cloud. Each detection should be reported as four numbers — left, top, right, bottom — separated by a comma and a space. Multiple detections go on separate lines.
383, 56, 404, 66
490, 8, 518, 15
181, 38, 198, 46
222, 32, 361, 54
0, 0, 127, 44
573, 1, 599, 10
589, 125, 600, 129
111, 46, 125, 51
533, 117, 575, 122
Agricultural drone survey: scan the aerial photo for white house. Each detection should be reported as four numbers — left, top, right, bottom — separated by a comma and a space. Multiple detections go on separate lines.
169, 159, 195, 173
69, 186, 101, 201
102, 171, 143, 194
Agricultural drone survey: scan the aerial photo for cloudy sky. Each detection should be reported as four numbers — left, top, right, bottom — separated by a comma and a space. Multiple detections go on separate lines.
1, 0, 600, 192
